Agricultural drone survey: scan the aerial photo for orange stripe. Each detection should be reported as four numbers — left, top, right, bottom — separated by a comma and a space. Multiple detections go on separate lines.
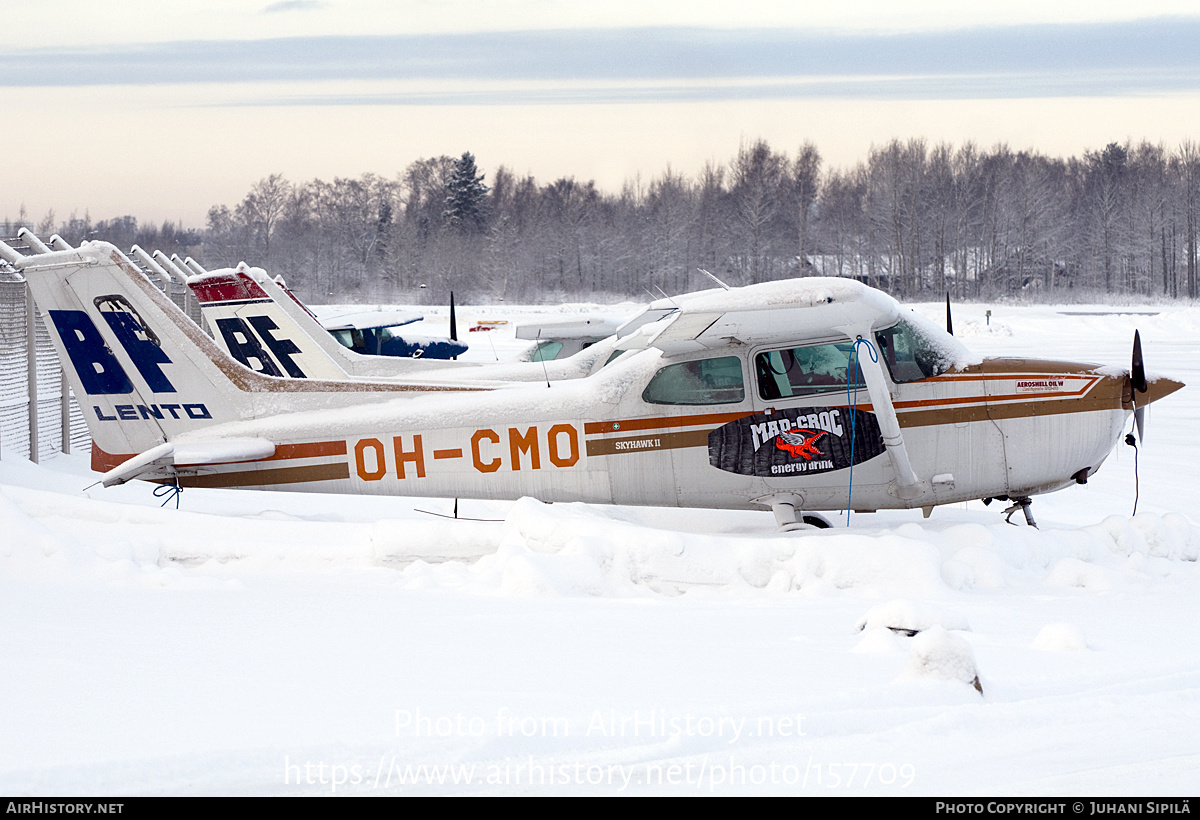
584, 411, 753, 435
933, 373, 1090, 383
433, 448, 463, 459
91, 443, 129, 473
893, 388, 1094, 411
268, 440, 347, 460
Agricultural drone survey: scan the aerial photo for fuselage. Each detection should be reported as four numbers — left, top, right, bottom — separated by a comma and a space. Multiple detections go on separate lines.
91, 330, 1139, 513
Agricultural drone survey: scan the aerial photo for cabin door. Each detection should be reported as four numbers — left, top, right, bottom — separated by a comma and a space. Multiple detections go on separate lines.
707, 339, 892, 499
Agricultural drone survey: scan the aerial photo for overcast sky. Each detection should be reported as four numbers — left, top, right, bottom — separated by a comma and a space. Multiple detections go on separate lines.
5, 1, 1200, 227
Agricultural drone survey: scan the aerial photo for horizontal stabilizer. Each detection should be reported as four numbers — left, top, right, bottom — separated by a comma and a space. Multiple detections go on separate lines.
103, 438, 276, 487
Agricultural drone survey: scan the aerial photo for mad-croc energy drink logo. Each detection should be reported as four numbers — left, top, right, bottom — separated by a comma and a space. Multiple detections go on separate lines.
708, 407, 886, 477
774, 428, 826, 460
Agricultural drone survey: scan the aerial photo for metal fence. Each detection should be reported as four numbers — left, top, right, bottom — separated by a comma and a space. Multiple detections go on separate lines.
0, 274, 90, 462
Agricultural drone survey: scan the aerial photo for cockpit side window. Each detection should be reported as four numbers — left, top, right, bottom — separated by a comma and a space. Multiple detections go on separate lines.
755, 342, 866, 400
874, 319, 948, 383
530, 341, 564, 362
603, 349, 628, 366
331, 328, 366, 351
642, 356, 745, 405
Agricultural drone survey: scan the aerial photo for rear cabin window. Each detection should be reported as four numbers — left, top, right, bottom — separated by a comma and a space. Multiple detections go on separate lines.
755, 342, 866, 400
642, 356, 745, 405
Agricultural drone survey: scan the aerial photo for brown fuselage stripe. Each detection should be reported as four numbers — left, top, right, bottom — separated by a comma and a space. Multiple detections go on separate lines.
587, 380, 1126, 455
897, 396, 1120, 428
588, 395, 1122, 456
172, 462, 351, 488
586, 429, 710, 457
581, 375, 1110, 439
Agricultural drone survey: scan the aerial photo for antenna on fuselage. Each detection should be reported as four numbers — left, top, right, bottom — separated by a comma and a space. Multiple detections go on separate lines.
537, 328, 551, 389
643, 286, 680, 309
697, 268, 731, 290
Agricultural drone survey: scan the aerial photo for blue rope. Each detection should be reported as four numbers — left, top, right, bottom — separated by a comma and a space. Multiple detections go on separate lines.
153, 478, 183, 509
845, 337, 879, 527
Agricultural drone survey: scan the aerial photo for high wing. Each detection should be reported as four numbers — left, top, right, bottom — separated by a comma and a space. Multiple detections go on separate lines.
516, 316, 624, 361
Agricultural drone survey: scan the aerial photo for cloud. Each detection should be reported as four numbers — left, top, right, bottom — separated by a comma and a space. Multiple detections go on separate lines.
262, 0, 326, 12
4, 19, 1200, 102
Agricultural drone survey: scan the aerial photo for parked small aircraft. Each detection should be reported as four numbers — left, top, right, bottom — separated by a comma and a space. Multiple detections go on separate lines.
185, 264, 619, 382
2, 239, 1182, 529
319, 307, 468, 360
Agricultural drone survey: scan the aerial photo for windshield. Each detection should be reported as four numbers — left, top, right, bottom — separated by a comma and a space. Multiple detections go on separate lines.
874, 318, 953, 383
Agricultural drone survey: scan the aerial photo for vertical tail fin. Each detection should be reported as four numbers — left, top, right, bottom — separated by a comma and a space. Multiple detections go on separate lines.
189, 265, 471, 379
188, 265, 351, 380
18, 242, 253, 460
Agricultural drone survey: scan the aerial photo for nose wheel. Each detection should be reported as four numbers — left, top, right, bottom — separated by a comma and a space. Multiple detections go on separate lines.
1002, 496, 1037, 528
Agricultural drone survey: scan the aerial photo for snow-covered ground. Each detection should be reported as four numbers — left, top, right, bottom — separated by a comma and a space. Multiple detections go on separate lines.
1, 300, 1198, 796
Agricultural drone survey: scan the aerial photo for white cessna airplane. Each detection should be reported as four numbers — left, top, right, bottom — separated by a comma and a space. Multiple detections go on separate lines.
2, 239, 1182, 529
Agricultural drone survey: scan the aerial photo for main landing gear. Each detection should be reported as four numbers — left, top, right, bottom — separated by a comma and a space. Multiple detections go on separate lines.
760, 494, 833, 532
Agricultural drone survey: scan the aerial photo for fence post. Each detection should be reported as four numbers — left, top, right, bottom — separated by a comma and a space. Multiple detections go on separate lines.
61, 372, 71, 455
25, 283, 39, 463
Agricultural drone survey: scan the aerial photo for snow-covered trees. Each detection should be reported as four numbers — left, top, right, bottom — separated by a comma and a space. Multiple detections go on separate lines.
443, 152, 489, 234
175, 139, 1200, 302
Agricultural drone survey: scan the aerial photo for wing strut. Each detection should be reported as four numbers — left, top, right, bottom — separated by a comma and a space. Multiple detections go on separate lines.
847, 331, 925, 500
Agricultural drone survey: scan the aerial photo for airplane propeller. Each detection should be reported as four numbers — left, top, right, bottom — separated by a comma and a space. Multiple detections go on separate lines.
945, 292, 953, 336
1131, 329, 1147, 442
450, 291, 458, 360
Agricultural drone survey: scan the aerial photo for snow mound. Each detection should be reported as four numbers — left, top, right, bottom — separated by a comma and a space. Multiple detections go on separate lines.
852, 626, 906, 654
420, 498, 949, 598
1032, 622, 1089, 652
855, 599, 971, 635
0, 488, 94, 578
901, 625, 983, 694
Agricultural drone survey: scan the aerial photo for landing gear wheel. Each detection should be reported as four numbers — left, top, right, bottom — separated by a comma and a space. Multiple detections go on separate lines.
802, 513, 832, 529
1002, 496, 1037, 528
